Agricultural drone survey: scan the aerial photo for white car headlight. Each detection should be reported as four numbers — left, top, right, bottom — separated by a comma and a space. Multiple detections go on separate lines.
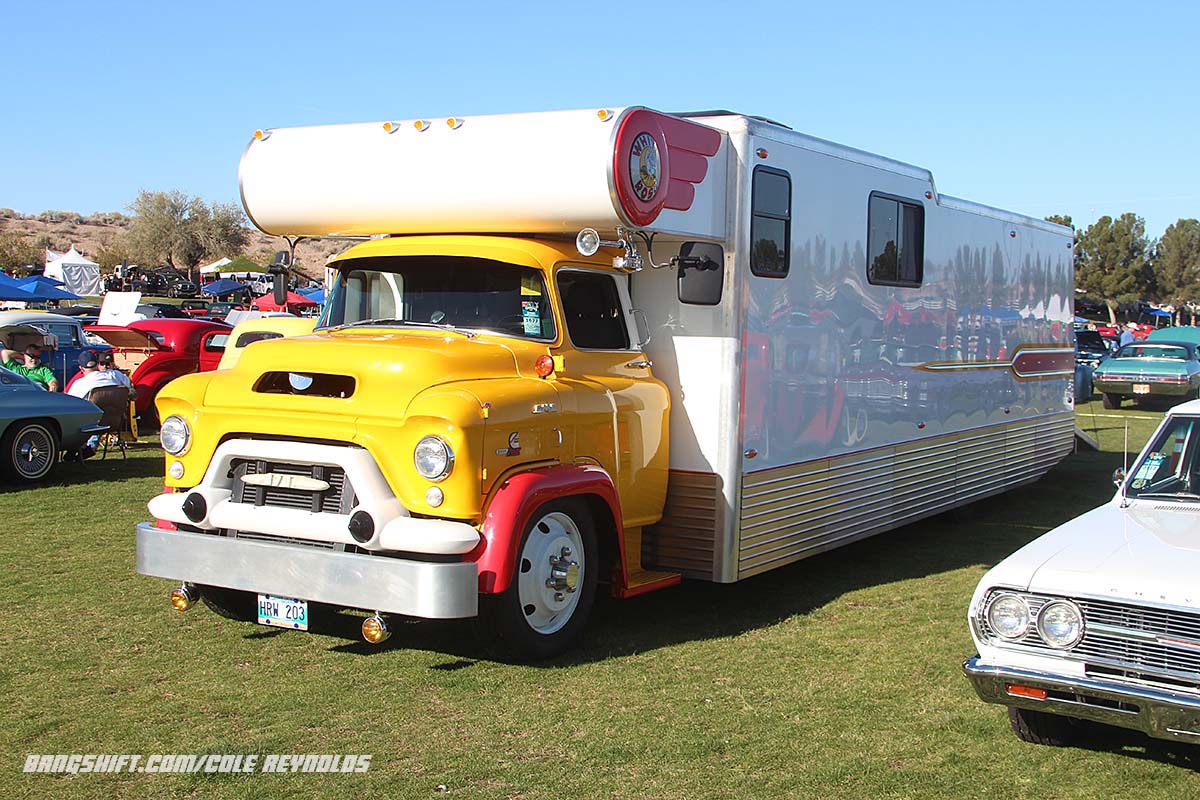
986, 593, 1031, 640
413, 435, 453, 481
160, 415, 191, 456
1037, 600, 1084, 648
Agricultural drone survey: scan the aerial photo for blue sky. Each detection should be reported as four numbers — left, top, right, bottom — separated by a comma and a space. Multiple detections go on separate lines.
3, 1, 1196, 239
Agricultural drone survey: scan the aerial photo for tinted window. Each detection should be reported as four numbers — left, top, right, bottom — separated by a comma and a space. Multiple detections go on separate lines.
236, 331, 284, 348
558, 271, 630, 350
867, 193, 924, 287
750, 168, 791, 278
43, 322, 79, 347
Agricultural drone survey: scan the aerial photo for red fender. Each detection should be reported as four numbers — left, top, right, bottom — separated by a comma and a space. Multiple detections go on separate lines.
471, 464, 623, 594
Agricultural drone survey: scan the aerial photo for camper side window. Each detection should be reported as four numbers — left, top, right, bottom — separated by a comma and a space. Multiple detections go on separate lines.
867, 193, 924, 287
750, 167, 791, 278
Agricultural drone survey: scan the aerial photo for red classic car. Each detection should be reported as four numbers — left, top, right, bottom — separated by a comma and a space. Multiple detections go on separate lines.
80, 318, 231, 420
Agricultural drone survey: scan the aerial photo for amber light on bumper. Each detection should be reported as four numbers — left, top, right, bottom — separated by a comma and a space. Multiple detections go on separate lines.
170, 584, 198, 611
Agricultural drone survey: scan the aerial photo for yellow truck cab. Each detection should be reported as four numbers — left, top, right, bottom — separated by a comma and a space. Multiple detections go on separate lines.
138, 107, 1076, 659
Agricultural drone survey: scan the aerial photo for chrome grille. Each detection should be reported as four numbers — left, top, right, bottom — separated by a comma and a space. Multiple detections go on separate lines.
981, 591, 1200, 689
231, 531, 345, 551
230, 459, 354, 514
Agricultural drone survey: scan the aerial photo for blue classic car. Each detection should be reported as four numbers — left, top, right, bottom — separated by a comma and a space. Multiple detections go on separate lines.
0, 366, 107, 482
1092, 340, 1200, 409
0, 310, 113, 387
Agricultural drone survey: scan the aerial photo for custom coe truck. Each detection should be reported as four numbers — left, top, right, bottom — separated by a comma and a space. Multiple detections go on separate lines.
137, 107, 1077, 659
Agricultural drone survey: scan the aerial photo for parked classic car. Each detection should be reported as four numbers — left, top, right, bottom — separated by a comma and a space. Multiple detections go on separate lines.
82, 318, 230, 420
205, 301, 247, 322
964, 400, 1200, 746
0, 365, 106, 481
216, 315, 316, 369
179, 300, 210, 317
1091, 340, 1200, 409
0, 311, 113, 386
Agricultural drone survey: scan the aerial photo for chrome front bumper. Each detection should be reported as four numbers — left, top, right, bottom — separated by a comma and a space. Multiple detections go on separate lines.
964, 655, 1200, 742
136, 523, 478, 619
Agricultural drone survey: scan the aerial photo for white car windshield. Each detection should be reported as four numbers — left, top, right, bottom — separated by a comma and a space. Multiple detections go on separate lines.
319, 256, 556, 341
1126, 416, 1200, 499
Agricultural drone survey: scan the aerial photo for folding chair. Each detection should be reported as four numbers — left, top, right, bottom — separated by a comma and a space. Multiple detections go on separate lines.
85, 385, 134, 460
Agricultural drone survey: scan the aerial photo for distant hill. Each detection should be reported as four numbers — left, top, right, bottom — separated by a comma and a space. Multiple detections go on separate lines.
0, 209, 353, 280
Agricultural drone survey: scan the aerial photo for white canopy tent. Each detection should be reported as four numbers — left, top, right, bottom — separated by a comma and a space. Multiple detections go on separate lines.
44, 247, 101, 296
199, 257, 233, 275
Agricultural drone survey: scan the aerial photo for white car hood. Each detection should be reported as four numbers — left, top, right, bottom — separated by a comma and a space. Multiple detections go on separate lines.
980, 497, 1200, 608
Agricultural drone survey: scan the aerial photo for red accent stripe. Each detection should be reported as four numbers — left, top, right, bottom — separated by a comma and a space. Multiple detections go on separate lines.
1011, 350, 1074, 377
664, 180, 695, 211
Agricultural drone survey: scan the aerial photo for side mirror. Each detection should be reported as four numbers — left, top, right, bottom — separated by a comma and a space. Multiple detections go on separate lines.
270, 250, 290, 307
677, 242, 724, 306
1112, 467, 1126, 488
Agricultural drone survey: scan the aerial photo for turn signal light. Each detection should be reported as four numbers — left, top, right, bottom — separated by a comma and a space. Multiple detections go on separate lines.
362, 614, 391, 644
1005, 683, 1048, 700
170, 584, 197, 612
535, 355, 555, 378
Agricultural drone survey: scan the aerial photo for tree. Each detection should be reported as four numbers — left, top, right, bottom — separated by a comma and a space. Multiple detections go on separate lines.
1044, 213, 1073, 229
0, 232, 41, 273
1074, 213, 1153, 324
1154, 218, 1200, 324
125, 190, 249, 279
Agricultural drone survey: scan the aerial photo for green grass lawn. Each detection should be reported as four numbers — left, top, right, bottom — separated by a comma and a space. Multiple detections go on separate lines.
2, 403, 1197, 799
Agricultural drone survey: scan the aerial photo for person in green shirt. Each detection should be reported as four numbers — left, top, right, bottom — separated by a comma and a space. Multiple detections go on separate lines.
1, 343, 60, 391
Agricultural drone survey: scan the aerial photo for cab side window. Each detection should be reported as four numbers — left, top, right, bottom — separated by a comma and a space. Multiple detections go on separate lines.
557, 271, 630, 351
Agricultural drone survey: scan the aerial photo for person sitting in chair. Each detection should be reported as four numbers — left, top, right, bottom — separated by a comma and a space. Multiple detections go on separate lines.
1, 343, 59, 391
68, 350, 135, 400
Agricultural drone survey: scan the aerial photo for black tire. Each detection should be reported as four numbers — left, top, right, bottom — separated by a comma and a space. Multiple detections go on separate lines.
478, 498, 598, 662
198, 585, 257, 621
1101, 392, 1121, 410
1008, 706, 1083, 747
1, 420, 59, 483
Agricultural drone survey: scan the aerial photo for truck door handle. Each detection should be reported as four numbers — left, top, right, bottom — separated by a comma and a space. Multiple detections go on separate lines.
625, 360, 653, 369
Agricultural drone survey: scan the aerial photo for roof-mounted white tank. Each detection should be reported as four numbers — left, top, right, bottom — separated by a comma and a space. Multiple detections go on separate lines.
238, 107, 726, 241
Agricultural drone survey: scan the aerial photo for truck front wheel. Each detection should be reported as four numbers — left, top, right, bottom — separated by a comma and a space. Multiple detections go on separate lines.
480, 498, 598, 662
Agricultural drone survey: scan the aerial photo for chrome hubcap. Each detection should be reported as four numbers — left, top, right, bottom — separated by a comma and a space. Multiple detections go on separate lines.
517, 512, 585, 635
14, 427, 53, 478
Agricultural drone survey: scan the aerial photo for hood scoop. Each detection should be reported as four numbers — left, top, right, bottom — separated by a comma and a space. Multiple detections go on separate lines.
254, 371, 356, 399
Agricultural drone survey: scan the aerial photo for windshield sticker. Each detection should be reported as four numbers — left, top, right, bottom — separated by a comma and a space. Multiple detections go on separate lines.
522, 301, 541, 335
1133, 452, 1167, 482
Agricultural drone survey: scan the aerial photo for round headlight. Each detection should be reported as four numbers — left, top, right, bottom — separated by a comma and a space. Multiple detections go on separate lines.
413, 436, 453, 481
986, 593, 1031, 640
1037, 600, 1084, 648
160, 415, 191, 456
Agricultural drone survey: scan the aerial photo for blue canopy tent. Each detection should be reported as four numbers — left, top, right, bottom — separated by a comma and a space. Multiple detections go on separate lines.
201, 278, 249, 297
0, 273, 37, 301
297, 286, 325, 304
16, 281, 81, 301
17, 275, 66, 288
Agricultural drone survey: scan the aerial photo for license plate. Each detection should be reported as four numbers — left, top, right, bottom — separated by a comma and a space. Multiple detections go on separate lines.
256, 594, 309, 630
1133, 383, 1151, 394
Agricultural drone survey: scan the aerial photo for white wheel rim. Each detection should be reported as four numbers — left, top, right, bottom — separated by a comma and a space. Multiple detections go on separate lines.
13, 425, 54, 479
517, 511, 585, 635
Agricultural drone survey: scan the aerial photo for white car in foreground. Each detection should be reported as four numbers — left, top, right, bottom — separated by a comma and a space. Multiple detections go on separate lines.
964, 399, 1200, 746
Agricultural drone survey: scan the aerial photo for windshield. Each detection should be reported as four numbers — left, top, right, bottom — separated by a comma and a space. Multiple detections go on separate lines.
1115, 344, 1189, 360
319, 256, 556, 341
1126, 416, 1200, 499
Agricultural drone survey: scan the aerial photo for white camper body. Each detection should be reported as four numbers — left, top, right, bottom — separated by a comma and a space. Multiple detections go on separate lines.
239, 107, 1076, 586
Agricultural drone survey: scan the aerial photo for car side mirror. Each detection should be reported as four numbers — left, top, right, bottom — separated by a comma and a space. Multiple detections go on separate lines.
270, 250, 290, 306
677, 242, 724, 306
